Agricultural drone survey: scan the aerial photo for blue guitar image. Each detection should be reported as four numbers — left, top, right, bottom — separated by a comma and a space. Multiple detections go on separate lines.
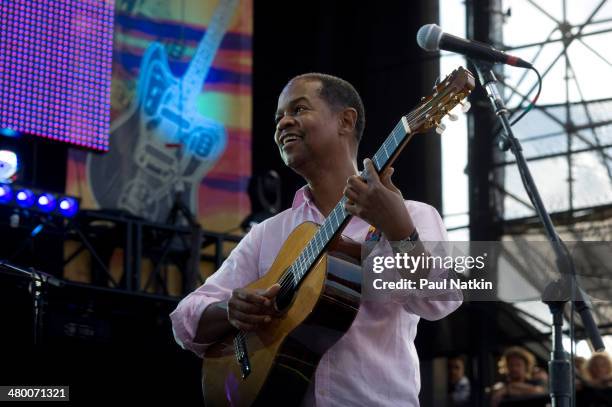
87, 0, 238, 222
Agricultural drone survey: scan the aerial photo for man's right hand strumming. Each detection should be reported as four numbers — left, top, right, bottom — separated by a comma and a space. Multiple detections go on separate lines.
194, 283, 281, 344
227, 284, 281, 331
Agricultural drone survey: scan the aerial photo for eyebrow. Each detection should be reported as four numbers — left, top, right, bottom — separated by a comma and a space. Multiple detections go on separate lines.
275, 96, 311, 117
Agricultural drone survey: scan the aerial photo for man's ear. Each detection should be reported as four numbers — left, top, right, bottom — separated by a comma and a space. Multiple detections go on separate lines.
339, 107, 358, 136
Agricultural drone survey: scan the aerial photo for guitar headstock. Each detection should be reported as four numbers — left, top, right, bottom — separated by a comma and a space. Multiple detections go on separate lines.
407, 66, 476, 134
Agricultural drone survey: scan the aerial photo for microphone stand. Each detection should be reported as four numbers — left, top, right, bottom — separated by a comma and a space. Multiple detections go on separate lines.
470, 59, 604, 407
0, 260, 64, 345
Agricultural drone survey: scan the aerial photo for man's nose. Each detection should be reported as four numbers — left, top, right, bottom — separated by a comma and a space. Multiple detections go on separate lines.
276, 114, 297, 131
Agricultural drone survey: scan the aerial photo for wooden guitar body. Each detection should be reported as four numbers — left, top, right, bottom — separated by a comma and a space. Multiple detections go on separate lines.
202, 221, 362, 406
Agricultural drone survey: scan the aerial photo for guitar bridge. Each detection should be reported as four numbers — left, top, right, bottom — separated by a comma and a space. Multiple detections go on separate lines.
233, 333, 251, 379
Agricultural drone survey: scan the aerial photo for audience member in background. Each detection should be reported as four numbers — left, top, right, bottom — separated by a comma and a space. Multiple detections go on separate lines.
586, 352, 612, 388
490, 346, 546, 407
448, 355, 471, 407
574, 356, 588, 390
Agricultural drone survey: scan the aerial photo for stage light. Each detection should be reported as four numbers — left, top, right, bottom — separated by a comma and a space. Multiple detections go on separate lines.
15, 188, 35, 208
0, 149, 19, 182
0, 128, 19, 137
0, 183, 79, 219
36, 193, 57, 213
0, 184, 12, 204
58, 197, 78, 218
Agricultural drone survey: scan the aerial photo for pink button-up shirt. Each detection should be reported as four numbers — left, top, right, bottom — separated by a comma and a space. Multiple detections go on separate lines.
170, 186, 461, 406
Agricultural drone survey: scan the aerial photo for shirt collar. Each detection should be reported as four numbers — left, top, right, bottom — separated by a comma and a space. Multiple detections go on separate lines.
291, 185, 314, 209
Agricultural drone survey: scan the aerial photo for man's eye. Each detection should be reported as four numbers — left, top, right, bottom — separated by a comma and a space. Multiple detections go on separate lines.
295, 105, 307, 113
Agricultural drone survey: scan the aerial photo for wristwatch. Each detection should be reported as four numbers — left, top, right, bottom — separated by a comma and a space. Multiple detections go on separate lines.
396, 228, 419, 252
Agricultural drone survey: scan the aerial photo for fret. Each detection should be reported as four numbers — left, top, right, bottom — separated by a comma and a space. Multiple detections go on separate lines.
290, 266, 299, 288
310, 237, 319, 258
299, 247, 309, 275
301, 246, 311, 272
391, 126, 405, 148
331, 206, 340, 228
297, 255, 306, 284
302, 244, 311, 270
312, 238, 321, 258
391, 126, 401, 148
382, 140, 389, 161
329, 209, 337, 229
401, 115, 411, 135
293, 256, 302, 281
372, 153, 383, 172
314, 232, 325, 253
300, 248, 310, 277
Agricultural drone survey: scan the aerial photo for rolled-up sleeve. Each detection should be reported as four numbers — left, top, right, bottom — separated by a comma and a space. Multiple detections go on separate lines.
169, 222, 264, 357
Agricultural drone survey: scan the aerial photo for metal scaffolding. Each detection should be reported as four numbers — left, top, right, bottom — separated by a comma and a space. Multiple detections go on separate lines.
493, 0, 612, 222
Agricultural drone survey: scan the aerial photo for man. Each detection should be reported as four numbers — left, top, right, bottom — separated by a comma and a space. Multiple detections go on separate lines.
170, 73, 461, 406
448, 356, 471, 406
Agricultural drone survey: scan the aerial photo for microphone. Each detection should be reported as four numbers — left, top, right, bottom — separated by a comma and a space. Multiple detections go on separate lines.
417, 24, 532, 68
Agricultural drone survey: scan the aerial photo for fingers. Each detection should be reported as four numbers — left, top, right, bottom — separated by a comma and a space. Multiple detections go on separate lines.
380, 167, 401, 194
228, 305, 272, 331
344, 185, 360, 203
346, 174, 367, 193
230, 296, 270, 315
260, 283, 281, 298
228, 286, 281, 331
235, 288, 271, 307
232, 309, 271, 325
344, 199, 356, 214
362, 158, 380, 182
343, 200, 371, 224
381, 166, 393, 182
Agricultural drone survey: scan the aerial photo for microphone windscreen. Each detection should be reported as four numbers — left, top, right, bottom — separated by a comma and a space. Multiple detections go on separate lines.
416, 24, 443, 52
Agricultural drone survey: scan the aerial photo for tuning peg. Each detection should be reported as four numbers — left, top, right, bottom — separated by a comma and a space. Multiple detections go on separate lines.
435, 122, 446, 135
447, 112, 459, 122
460, 100, 471, 113
432, 76, 441, 92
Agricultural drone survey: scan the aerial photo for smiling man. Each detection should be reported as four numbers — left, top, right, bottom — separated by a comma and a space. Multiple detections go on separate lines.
170, 73, 461, 406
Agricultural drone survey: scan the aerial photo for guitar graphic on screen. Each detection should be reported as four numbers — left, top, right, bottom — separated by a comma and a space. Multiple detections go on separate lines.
87, 0, 239, 222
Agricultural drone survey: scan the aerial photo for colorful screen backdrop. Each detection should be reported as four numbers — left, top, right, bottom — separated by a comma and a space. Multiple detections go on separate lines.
66, 0, 252, 232
0, 0, 114, 151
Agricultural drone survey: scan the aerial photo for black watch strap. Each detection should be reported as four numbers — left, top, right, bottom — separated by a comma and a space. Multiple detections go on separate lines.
404, 228, 419, 242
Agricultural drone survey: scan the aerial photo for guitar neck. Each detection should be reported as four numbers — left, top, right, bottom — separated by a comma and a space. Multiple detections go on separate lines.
370, 116, 414, 177
287, 116, 415, 285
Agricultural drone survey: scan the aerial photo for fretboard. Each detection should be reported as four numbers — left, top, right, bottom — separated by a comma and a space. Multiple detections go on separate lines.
284, 116, 413, 287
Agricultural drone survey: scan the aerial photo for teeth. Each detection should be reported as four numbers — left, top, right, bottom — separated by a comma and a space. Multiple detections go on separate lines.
283, 136, 298, 145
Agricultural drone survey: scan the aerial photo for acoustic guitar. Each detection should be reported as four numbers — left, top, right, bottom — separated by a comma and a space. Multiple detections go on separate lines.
202, 67, 476, 406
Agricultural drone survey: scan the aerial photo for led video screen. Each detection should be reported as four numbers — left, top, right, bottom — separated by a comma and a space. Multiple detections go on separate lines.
0, 0, 114, 151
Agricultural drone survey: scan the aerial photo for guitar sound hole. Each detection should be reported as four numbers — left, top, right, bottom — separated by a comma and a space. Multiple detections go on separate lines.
274, 286, 296, 312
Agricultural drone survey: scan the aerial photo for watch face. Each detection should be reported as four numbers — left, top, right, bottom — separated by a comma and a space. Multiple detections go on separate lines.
397, 240, 416, 253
